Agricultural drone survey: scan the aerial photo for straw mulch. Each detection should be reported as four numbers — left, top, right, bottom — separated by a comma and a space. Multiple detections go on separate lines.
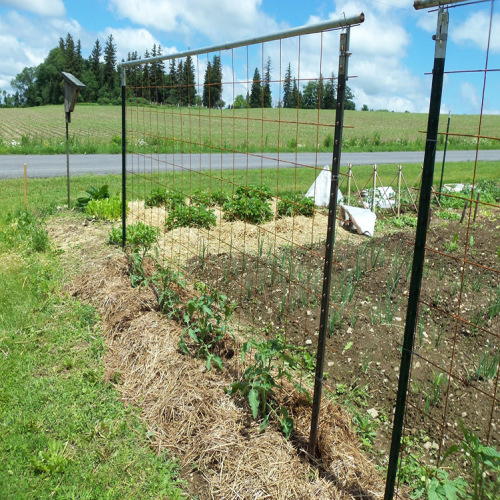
52, 216, 383, 499
127, 199, 365, 267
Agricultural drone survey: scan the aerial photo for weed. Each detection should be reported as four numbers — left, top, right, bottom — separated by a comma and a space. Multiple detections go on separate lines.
31, 440, 70, 475
351, 409, 378, 451
425, 371, 447, 415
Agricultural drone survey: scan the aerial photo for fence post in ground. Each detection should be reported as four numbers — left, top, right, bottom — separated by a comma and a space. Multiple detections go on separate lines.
347, 163, 352, 206
309, 27, 350, 458
24, 163, 27, 208
121, 67, 127, 248
384, 7, 449, 499
372, 164, 377, 212
397, 165, 402, 216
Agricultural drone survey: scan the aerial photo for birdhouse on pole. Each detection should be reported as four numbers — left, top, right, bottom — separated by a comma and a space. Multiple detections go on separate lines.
61, 72, 85, 123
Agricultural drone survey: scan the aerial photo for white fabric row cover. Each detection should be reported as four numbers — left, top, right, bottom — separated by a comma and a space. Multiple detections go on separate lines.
305, 165, 344, 206
339, 205, 377, 238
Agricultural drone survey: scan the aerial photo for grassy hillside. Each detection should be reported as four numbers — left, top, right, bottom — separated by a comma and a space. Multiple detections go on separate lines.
1, 104, 499, 155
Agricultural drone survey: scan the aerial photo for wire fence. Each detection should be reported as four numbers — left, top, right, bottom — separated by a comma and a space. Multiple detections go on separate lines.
117, 2, 499, 497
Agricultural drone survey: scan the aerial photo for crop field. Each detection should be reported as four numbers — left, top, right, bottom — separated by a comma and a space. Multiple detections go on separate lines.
1, 104, 500, 155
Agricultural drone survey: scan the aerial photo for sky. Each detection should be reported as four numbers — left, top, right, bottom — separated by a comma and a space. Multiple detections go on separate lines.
0, 0, 498, 114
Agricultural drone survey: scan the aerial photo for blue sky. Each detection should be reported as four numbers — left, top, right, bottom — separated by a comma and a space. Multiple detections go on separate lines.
0, 0, 498, 114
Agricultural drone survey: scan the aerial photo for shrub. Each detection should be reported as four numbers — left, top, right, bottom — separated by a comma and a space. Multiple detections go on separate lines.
165, 204, 216, 230
277, 194, 315, 218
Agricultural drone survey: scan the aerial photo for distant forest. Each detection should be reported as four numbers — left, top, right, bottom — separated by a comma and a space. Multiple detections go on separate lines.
1, 32, 355, 110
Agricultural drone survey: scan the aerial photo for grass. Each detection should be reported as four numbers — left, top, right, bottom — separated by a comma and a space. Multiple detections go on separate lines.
0, 210, 186, 498
1, 105, 499, 154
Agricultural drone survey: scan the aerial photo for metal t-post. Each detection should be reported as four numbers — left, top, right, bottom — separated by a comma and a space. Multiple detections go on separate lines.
309, 28, 350, 457
121, 68, 127, 248
384, 8, 448, 499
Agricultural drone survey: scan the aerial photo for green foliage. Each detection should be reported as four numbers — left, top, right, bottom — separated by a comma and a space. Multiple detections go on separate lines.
229, 335, 309, 438
164, 190, 186, 210
76, 184, 110, 209
445, 233, 460, 253
190, 189, 214, 207
6, 208, 50, 253
223, 186, 273, 225
178, 287, 235, 371
277, 194, 315, 218
145, 188, 167, 207
165, 204, 217, 231
150, 255, 185, 318
85, 196, 124, 220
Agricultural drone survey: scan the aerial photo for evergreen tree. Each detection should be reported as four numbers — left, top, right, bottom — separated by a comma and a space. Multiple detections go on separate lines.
90, 39, 102, 88
282, 63, 292, 108
323, 72, 336, 110
290, 78, 301, 108
177, 60, 184, 105
249, 67, 262, 108
143, 49, 151, 101
103, 34, 117, 95
74, 39, 83, 79
263, 57, 272, 108
64, 33, 76, 74
182, 56, 196, 106
202, 61, 212, 108
167, 59, 178, 105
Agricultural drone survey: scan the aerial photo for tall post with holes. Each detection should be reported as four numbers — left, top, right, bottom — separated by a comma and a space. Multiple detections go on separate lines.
309, 27, 350, 457
384, 7, 449, 499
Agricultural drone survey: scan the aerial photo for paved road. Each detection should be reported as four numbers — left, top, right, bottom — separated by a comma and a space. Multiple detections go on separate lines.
1, 150, 498, 179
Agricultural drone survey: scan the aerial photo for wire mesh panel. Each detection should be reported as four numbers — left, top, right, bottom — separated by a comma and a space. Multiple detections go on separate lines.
389, 1, 500, 498
118, 17, 396, 495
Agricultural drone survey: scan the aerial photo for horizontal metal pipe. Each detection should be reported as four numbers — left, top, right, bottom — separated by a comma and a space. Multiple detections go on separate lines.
118, 13, 364, 68
414, 0, 468, 9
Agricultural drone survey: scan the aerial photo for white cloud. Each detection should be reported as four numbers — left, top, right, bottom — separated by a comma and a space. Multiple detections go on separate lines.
0, 0, 65, 17
452, 12, 500, 53
459, 81, 480, 110
109, 0, 279, 43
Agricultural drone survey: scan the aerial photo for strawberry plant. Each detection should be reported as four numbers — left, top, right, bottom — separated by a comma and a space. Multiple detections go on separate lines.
165, 204, 216, 230
277, 194, 315, 218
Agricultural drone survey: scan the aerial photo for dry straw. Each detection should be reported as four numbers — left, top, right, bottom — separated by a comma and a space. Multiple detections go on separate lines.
53, 216, 382, 499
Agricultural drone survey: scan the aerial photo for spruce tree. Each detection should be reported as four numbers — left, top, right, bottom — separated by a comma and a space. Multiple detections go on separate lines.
182, 56, 196, 106
202, 61, 212, 108
210, 55, 222, 108
90, 39, 102, 87
103, 34, 117, 94
263, 57, 272, 108
168, 59, 178, 105
282, 63, 292, 108
249, 68, 262, 108
323, 72, 336, 110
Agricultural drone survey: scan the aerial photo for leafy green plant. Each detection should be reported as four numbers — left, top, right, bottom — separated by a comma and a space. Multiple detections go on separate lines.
85, 196, 125, 220
235, 185, 272, 201
444, 233, 460, 253
190, 189, 214, 207
164, 189, 186, 210
178, 287, 235, 371
76, 184, 110, 209
30, 440, 70, 475
425, 371, 447, 415
165, 204, 216, 230
150, 256, 185, 318
145, 188, 167, 207
7, 208, 49, 253
465, 351, 500, 382
277, 194, 315, 218
229, 335, 308, 438
351, 409, 378, 451
223, 196, 273, 224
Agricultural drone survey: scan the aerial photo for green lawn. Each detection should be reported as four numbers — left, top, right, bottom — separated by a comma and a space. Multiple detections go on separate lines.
0, 208, 186, 498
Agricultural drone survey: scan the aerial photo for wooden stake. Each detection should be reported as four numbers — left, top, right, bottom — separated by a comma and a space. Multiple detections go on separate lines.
24, 163, 27, 207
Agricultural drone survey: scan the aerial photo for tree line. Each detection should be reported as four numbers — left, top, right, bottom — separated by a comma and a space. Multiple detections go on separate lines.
1, 33, 355, 110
